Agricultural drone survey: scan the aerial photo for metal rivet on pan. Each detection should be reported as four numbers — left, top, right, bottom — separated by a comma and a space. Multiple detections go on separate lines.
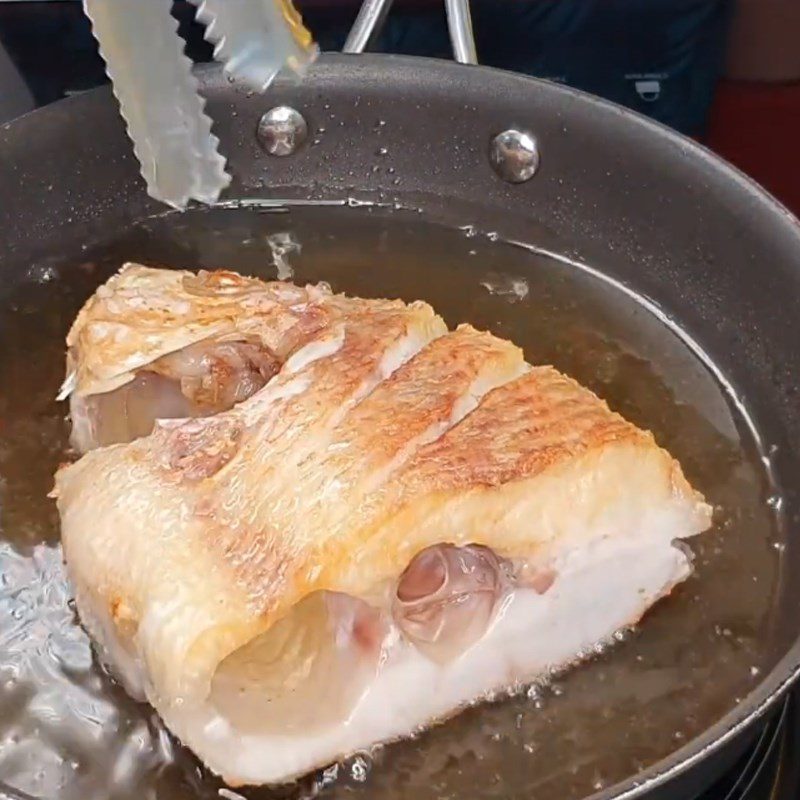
257, 106, 308, 156
489, 129, 539, 183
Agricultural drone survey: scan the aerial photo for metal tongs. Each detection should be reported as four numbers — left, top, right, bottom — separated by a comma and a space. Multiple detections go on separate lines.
83, 0, 475, 211
82, 0, 317, 210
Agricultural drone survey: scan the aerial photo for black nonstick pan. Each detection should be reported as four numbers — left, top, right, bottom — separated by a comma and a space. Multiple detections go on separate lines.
1, 50, 800, 800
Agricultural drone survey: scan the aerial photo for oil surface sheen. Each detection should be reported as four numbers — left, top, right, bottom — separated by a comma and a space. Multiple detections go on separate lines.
0, 205, 785, 800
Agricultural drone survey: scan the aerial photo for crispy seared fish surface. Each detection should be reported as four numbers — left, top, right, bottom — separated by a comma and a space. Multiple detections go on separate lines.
54, 264, 712, 786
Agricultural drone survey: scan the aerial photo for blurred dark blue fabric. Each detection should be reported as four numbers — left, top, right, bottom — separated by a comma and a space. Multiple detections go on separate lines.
0, 0, 733, 136
306, 0, 733, 137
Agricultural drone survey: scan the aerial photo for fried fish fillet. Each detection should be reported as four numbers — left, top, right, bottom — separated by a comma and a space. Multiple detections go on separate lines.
54, 265, 712, 786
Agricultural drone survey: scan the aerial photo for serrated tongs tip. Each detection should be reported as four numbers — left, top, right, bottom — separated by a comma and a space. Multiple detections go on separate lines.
190, 0, 317, 93
83, 0, 231, 210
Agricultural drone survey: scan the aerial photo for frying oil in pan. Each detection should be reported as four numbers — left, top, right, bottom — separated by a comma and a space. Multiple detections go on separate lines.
0, 205, 785, 800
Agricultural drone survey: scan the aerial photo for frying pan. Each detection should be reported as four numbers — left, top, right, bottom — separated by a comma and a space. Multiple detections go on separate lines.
1, 29, 800, 800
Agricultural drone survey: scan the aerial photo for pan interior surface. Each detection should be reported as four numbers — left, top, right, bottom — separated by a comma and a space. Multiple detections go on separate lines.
0, 202, 786, 800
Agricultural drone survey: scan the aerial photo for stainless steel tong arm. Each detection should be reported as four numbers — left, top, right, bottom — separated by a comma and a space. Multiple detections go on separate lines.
343, 0, 478, 65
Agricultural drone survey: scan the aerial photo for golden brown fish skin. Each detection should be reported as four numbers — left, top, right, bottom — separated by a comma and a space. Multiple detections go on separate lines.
197, 298, 446, 610
313, 324, 524, 473
63, 265, 339, 398
202, 324, 525, 615
154, 416, 246, 482
393, 367, 647, 495
103, 292, 443, 693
